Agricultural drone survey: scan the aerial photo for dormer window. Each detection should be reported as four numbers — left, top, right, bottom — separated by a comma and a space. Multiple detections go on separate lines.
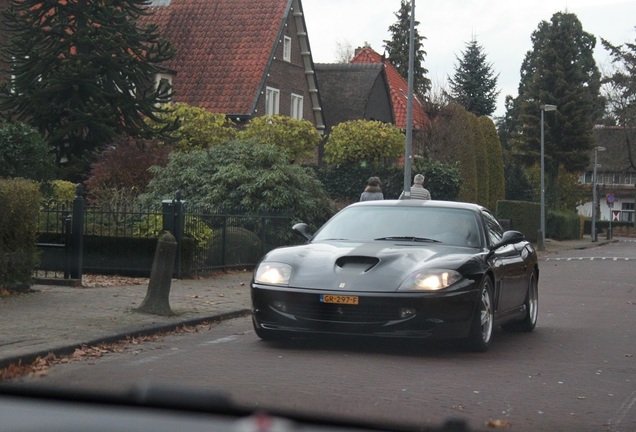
283, 36, 291, 62
154, 73, 173, 103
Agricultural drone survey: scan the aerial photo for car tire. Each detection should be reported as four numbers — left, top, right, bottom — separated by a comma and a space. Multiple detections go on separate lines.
466, 277, 494, 352
502, 271, 538, 332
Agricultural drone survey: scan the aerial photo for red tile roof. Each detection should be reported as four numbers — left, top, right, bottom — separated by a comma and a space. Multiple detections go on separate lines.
351, 48, 429, 130
144, 0, 289, 116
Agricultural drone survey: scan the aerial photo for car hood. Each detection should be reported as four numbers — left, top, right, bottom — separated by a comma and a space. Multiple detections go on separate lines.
258, 240, 482, 292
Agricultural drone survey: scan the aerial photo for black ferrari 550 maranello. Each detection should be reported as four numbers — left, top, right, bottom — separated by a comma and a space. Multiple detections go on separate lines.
251, 200, 539, 351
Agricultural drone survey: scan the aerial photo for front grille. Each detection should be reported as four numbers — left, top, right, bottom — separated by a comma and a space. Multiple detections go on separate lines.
272, 297, 403, 324
292, 302, 399, 323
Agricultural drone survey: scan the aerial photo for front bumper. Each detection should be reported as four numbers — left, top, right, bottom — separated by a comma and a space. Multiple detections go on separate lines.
251, 283, 480, 340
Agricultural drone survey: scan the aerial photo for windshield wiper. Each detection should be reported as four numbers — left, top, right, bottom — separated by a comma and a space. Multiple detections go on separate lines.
374, 236, 441, 243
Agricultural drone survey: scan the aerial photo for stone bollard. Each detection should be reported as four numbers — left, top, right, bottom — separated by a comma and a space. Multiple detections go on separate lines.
135, 232, 177, 316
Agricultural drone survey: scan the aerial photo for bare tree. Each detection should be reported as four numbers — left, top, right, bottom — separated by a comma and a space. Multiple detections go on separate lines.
335, 39, 354, 64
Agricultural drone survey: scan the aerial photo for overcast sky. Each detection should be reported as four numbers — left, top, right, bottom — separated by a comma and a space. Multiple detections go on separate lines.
302, 0, 636, 118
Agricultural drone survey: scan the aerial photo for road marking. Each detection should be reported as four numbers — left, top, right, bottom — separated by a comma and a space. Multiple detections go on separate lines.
200, 335, 238, 345
545, 257, 633, 262
130, 349, 181, 365
608, 390, 636, 432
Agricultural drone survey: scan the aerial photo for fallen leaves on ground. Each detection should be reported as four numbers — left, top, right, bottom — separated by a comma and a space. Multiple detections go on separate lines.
80, 268, 250, 288
486, 419, 511, 428
82, 274, 149, 288
0, 321, 223, 381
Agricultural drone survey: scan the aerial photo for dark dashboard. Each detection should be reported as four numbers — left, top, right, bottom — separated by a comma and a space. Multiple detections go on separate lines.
0, 383, 484, 432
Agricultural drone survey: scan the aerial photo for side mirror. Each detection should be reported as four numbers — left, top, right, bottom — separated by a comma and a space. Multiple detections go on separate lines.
292, 223, 312, 241
489, 230, 525, 251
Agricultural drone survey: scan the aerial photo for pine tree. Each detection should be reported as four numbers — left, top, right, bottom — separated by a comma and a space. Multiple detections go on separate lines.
0, 0, 175, 174
448, 39, 500, 117
383, 0, 431, 97
514, 12, 604, 182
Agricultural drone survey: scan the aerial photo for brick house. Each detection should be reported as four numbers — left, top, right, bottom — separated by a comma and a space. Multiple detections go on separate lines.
350, 47, 429, 132
144, 0, 325, 134
348, 47, 430, 158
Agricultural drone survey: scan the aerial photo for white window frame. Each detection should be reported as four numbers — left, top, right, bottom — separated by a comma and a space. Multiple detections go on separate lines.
283, 36, 292, 62
291, 93, 303, 120
265, 87, 280, 115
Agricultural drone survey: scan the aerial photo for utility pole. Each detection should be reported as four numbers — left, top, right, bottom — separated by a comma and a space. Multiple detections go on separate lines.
402, 0, 415, 198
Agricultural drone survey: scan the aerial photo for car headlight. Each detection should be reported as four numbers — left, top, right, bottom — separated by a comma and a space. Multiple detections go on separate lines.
254, 262, 292, 286
398, 269, 462, 291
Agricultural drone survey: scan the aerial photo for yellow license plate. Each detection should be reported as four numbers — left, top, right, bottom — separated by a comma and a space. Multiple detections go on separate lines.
321, 295, 359, 305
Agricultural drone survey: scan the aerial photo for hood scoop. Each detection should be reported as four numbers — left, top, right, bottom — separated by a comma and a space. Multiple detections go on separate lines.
335, 255, 380, 273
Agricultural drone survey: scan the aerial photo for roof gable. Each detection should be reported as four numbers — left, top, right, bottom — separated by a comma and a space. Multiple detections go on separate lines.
351, 48, 429, 130
144, 0, 290, 115
315, 63, 393, 130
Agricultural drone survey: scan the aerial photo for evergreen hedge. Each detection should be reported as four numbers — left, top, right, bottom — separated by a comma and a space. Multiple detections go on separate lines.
314, 159, 461, 205
547, 211, 580, 240
0, 179, 40, 290
496, 200, 540, 242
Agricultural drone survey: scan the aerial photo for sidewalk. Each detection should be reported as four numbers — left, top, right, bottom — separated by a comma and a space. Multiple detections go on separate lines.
0, 237, 619, 370
0, 270, 253, 370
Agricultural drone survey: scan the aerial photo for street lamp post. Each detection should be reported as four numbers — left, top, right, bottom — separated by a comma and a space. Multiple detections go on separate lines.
591, 146, 606, 242
402, 0, 416, 198
539, 104, 557, 251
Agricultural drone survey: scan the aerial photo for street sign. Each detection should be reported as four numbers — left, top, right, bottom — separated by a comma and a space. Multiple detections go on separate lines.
606, 193, 615, 208
613, 211, 620, 221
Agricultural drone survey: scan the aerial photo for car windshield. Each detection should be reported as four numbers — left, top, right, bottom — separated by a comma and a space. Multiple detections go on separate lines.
313, 205, 481, 247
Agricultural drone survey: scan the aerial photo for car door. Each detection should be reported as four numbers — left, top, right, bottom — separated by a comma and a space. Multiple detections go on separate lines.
482, 211, 527, 313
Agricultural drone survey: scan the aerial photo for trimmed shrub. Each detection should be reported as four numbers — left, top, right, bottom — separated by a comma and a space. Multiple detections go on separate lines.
323, 120, 404, 167
238, 115, 321, 163
0, 179, 40, 290
547, 211, 580, 240
496, 200, 540, 242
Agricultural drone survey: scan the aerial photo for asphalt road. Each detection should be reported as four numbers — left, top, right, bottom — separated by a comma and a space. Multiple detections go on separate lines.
10, 240, 636, 432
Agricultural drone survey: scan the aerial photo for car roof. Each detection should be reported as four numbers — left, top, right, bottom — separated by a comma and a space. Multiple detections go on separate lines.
349, 199, 487, 213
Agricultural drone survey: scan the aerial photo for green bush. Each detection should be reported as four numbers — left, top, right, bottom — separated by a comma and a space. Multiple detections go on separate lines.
496, 200, 540, 242
40, 180, 77, 211
323, 120, 404, 167
314, 158, 460, 204
0, 179, 40, 290
207, 227, 261, 267
143, 141, 334, 236
147, 103, 238, 151
133, 213, 213, 249
238, 115, 321, 163
0, 121, 54, 182
547, 211, 580, 240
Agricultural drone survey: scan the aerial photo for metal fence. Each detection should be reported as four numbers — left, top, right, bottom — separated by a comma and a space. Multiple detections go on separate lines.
36, 190, 295, 280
